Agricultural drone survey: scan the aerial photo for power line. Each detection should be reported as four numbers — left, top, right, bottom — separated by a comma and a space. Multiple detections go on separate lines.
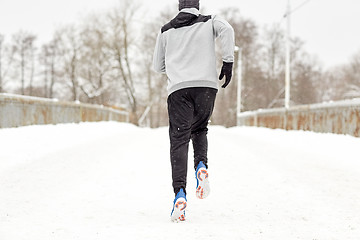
284, 0, 312, 18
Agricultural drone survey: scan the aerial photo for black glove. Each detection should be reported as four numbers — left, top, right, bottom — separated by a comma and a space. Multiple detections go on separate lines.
218, 61, 233, 88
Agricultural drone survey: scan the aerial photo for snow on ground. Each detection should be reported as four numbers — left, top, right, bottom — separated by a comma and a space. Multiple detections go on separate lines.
0, 122, 359, 240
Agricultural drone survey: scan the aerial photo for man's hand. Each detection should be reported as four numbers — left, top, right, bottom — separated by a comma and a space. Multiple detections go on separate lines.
218, 62, 233, 88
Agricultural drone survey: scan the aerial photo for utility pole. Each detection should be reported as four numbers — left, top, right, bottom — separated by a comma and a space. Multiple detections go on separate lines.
235, 46, 242, 126
285, 0, 291, 109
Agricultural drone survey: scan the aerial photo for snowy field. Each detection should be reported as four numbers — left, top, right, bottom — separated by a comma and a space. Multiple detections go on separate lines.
0, 122, 359, 240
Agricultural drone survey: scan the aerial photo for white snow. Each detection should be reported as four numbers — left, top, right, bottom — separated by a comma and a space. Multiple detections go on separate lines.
0, 122, 359, 239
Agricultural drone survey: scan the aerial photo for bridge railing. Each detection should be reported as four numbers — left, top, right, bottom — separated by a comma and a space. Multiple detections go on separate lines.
0, 93, 129, 128
237, 99, 360, 137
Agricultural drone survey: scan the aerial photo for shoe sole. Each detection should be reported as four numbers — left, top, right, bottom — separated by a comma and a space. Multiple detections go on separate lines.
171, 197, 187, 222
196, 168, 210, 199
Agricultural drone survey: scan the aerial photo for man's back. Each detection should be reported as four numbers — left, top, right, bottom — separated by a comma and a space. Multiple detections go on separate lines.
153, 8, 234, 95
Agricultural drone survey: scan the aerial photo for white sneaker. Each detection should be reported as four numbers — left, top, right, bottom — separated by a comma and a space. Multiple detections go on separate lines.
171, 189, 187, 222
195, 161, 210, 199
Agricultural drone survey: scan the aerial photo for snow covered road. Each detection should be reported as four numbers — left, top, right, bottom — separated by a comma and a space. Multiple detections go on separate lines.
0, 122, 359, 240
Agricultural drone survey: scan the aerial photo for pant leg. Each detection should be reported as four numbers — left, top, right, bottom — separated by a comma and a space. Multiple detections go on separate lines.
190, 88, 217, 170
167, 89, 194, 195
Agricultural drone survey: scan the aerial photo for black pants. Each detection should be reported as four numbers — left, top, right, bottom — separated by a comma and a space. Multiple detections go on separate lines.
167, 87, 217, 195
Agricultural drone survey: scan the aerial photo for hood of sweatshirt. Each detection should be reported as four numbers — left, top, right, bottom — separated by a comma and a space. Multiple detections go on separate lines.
170, 8, 199, 29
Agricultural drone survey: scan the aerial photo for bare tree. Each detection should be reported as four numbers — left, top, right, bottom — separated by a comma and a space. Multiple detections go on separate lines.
106, 0, 140, 123
291, 56, 321, 104
39, 34, 61, 98
343, 51, 360, 98
47, 42, 56, 98
28, 38, 36, 95
319, 66, 346, 102
39, 44, 50, 97
57, 25, 81, 101
287, 37, 322, 105
77, 15, 113, 105
138, 22, 159, 127
48, 39, 59, 98
260, 24, 285, 108
12, 31, 36, 95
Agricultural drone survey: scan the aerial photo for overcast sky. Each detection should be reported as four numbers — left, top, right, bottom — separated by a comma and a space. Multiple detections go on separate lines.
1, 0, 360, 69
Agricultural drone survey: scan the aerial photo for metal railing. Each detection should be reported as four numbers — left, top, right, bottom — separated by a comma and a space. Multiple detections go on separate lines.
237, 99, 360, 137
0, 93, 129, 128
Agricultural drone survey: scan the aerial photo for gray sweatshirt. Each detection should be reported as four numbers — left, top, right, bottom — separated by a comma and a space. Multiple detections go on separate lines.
153, 8, 235, 95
